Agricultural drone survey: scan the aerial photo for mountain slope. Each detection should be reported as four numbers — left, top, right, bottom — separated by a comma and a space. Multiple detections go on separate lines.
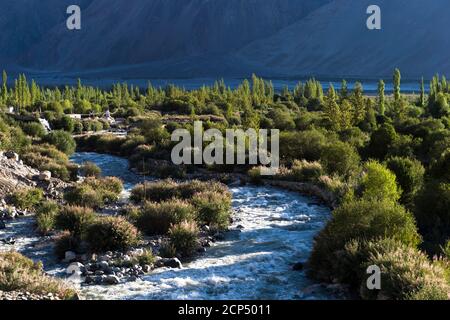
22, 0, 330, 71
237, 0, 450, 78
0, 0, 93, 64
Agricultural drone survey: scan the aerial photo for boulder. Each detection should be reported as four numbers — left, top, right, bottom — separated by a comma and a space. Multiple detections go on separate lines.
104, 275, 120, 285
98, 261, 109, 271
0, 220, 5, 230
39, 171, 52, 181
4, 151, 19, 161
63, 251, 77, 263
162, 258, 183, 269
66, 262, 84, 275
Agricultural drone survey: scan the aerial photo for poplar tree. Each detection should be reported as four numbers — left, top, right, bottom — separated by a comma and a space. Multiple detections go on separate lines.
377, 79, 385, 115
419, 77, 426, 107
393, 68, 401, 102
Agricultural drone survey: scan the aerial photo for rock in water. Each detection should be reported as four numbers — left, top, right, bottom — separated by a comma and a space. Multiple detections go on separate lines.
162, 258, 183, 269
66, 262, 84, 275
63, 251, 77, 263
0, 220, 5, 230
293, 262, 304, 271
105, 275, 120, 285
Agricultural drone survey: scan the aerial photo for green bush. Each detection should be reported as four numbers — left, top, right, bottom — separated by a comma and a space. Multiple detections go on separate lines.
35, 201, 60, 235
64, 184, 103, 208
360, 161, 402, 203
85, 216, 140, 252
135, 200, 195, 235
321, 141, 360, 177
55, 206, 95, 237
64, 177, 123, 208
192, 191, 231, 229
130, 179, 228, 203
169, 221, 199, 257
10, 188, 43, 211
0, 251, 77, 299
135, 249, 155, 266
43, 130, 76, 155
360, 239, 447, 300
386, 156, 425, 205
21, 122, 46, 138
80, 161, 102, 178
279, 129, 327, 162
309, 198, 421, 281
289, 160, 324, 182
130, 180, 178, 203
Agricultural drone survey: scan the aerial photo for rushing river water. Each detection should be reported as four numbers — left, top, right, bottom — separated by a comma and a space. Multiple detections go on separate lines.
70, 152, 334, 300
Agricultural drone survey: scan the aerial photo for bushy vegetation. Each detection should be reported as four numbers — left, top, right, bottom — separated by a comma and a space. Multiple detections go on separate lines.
309, 198, 421, 281
134, 200, 195, 235
1, 70, 450, 298
55, 206, 95, 238
21, 143, 76, 181
10, 188, 43, 211
64, 177, 123, 208
0, 251, 77, 299
334, 238, 448, 300
85, 216, 140, 252
192, 191, 232, 229
80, 161, 102, 178
43, 130, 76, 155
168, 221, 199, 257
35, 200, 60, 235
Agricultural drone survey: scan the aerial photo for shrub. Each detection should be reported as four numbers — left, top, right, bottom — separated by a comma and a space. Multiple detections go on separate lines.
360, 161, 402, 203
64, 184, 103, 208
10, 188, 43, 211
247, 167, 264, 184
0, 251, 77, 299
135, 249, 155, 266
290, 160, 324, 182
309, 199, 421, 281
130, 180, 178, 203
54, 231, 80, 260
64, 177, 123, 208
159, 241, 177, 258
279, 129, 327, 162
192, 191, 231, 229
130, 179, 228, 203
43, 130, 76, 155
55, 206, 95, 237
80, 161, 102, 178
415, 181, 450, 248
360, 239, 447, 300
35, 201, 60, 235
321, 141, 360, 177
85, 216, 140, 252
169, 221, 199, 257
385, 156, 425, 205
21, 122, 46, 138
135, 200, 195, 235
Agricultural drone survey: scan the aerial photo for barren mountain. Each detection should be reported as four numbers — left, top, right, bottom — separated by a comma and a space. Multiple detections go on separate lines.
21, 0, 329, 71
237, 0, 450, 78
2, 0, 450, 79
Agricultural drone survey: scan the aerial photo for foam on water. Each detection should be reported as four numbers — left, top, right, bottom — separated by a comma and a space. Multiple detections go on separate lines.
69, 153, 332, 300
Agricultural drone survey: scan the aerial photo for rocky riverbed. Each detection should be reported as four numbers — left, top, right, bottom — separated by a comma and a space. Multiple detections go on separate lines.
1, 152, 347, 300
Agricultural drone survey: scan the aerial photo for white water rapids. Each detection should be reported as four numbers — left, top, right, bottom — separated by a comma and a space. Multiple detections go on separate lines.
68, 152, 336, 300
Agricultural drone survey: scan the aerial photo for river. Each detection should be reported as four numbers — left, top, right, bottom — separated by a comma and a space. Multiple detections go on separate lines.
68, 152, 337, 300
